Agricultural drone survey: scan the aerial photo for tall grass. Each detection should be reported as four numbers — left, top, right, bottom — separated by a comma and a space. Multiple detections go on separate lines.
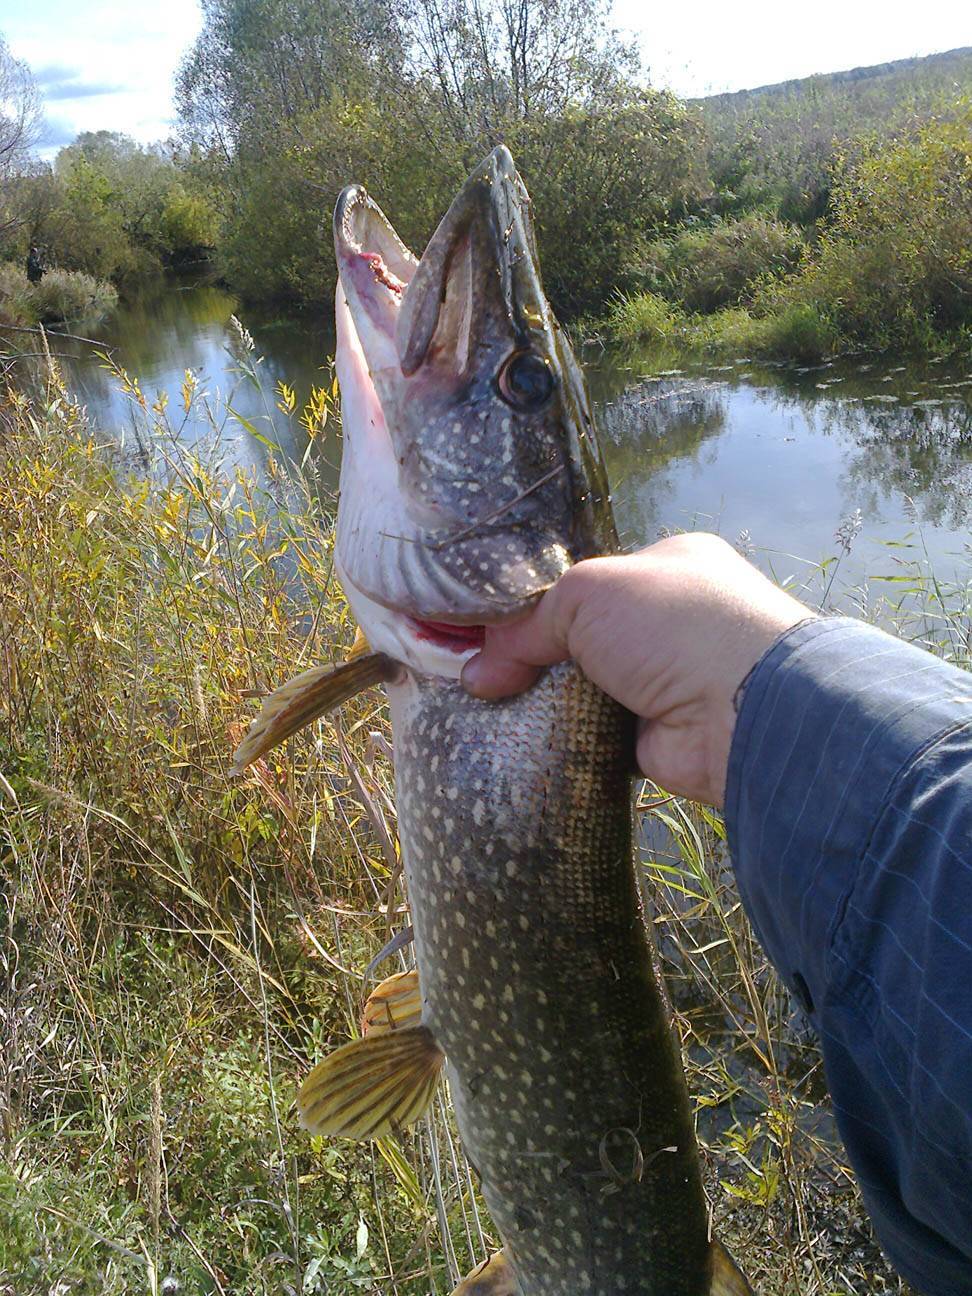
638, 215, 806, 314
0, 261, 118, 327
599, 292, 838, 364
0, 349, 454, 1294
0, 343, 934, 1293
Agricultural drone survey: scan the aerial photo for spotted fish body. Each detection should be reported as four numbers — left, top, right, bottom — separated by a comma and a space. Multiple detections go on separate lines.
390, 666, 711, 1295
256, 148, 753, 1296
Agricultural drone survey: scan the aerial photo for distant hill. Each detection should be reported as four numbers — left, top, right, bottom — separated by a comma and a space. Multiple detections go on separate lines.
694, 46, 972, 222
696, 45, 972, 109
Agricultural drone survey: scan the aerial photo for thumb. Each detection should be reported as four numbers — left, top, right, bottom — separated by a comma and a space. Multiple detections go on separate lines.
461, 576, 575, 699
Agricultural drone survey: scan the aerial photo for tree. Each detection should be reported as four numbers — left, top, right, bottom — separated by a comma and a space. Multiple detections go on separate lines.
0, 38, 43, 243
176, 0, 705, 313
0, 38, 41, 180
52, 151, 134, 279
177, 0, 403, 155
398, 0, 639, 159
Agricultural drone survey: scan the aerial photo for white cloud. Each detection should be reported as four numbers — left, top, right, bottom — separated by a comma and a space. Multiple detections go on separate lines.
2, 0, 203, 156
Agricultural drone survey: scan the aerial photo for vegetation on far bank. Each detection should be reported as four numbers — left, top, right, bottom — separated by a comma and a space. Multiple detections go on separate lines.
595, 105, 972, 361
699, 44, 972, 225
16, 130, 218, 279
2, 20, 972, 355
0, 35, 216, 323
0, 261, 118, 327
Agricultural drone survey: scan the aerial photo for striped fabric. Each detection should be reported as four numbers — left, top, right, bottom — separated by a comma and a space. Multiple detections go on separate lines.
725, 618, 972, 1295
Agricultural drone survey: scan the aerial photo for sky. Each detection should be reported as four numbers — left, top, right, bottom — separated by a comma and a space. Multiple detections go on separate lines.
619, 0, 972, 98
1, 0, 203, 155
0, 0, 969, 158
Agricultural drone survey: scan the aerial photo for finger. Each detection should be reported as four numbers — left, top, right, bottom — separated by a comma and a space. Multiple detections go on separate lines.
461, 572, 581, 698
461, 652, 542, 699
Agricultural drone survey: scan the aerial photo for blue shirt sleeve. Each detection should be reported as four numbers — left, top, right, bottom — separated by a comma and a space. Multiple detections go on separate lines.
724, 617, 972, 1296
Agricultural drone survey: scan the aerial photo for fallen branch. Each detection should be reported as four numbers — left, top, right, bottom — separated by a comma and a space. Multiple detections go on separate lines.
0, 322, 116, 350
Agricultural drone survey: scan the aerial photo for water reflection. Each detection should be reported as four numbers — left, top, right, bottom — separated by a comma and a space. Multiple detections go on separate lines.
596, 376, 729, 549
827, 396, 972, 530
587, 349, 972, 585
33, 272, 339, 485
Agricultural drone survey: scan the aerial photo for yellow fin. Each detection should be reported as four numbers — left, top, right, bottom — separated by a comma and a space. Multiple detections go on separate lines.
298, 1026, 444, 1140
362, 969, 422, 1037
346, 626, 371, 661
231, 652, 398, 774
450, 1251, 516, 1296
709, 1239, 752, 1295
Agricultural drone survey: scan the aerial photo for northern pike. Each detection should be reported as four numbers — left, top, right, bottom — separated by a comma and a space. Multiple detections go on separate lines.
234, 148, 751, 1296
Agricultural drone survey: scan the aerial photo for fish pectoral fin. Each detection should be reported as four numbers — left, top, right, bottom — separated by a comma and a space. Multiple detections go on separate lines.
450, 1250, 516, 1296
298, 1026, 444, 1140
230, 650, 399, 774
709, 1239, 753, 1295
362, 968, 423, 1036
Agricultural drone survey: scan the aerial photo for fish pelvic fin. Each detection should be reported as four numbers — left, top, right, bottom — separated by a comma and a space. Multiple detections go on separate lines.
709, 1239, 753, 1295
450, 1250, 517, 1296
298, 1026, 444, 1140
362, 969, 422, 1037
346, 625, 371, 661
230, 650, 398, 774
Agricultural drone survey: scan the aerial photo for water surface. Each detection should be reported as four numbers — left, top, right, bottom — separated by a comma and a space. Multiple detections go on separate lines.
44, 273, 972, 596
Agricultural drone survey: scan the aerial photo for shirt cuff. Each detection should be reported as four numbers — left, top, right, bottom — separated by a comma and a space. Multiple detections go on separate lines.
724, 616, 972, 1016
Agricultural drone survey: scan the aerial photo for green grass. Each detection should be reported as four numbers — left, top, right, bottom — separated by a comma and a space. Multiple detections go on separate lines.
600, 290, 686, 345
3, 346, 953, 1292
598, 292, 839, 364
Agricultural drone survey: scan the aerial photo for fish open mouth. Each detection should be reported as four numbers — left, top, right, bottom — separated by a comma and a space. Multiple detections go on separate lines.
333, 186, 416, 371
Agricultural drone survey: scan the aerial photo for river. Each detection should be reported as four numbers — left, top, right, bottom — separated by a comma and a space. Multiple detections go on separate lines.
43, 272, 972, 604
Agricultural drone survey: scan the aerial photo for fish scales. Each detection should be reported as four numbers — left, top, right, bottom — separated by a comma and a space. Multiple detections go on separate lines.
391, 665, 711, 1296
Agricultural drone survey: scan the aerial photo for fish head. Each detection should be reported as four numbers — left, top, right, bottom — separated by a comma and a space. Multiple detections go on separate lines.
334, 145, 616, 677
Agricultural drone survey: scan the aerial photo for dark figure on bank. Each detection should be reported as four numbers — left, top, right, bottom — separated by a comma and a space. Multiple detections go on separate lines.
26, 246, 45, 284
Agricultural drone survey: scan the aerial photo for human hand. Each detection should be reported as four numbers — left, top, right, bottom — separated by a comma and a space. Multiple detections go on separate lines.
461, 534, 812, 807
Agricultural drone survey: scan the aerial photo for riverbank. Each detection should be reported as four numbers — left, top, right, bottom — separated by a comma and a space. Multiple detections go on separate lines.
1, 353, 937, 1292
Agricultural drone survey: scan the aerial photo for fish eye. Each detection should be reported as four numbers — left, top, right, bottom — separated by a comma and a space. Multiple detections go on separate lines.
498, 351, 555, 410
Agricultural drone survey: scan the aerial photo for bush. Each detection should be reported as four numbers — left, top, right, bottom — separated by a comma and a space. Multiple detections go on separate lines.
28, 267, 118, 323
640, 214, 806, 313
601, 289, 685, 343
0, 261, 118, 327
0, 261, 33, 325
160, 183, 219, 260
768, 107, 972, 349
723, 301, 837, 362
599, 289, 837, 363
609, 107, 972, 360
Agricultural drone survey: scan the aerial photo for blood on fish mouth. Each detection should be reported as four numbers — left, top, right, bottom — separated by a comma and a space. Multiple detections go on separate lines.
360, 251, 406, 295
409, 618, 486, 653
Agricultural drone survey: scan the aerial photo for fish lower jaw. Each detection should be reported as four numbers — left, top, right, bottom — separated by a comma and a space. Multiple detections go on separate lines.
337, 566, 481, 681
